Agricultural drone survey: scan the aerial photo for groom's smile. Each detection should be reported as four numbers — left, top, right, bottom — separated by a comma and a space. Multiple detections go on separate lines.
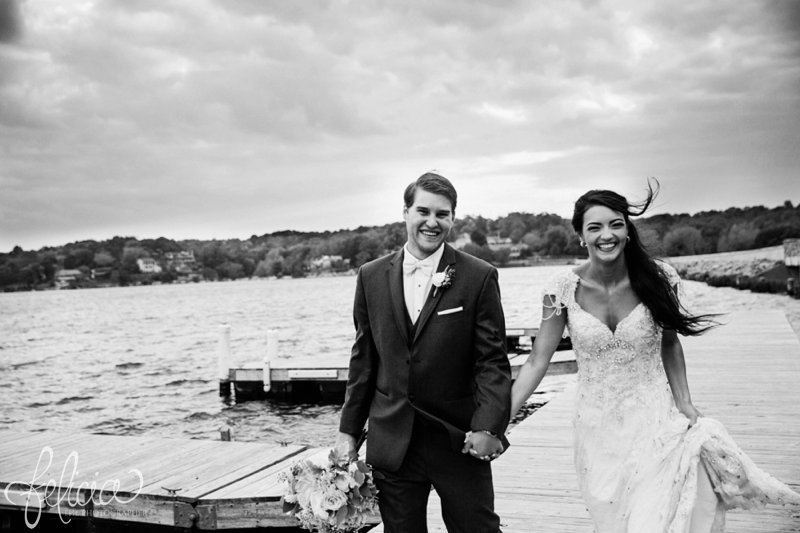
404, 189, 454, 260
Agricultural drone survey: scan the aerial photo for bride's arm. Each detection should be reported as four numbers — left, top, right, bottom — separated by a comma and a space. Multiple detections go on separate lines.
661, 329, 702, 425
510, 296, 567, 418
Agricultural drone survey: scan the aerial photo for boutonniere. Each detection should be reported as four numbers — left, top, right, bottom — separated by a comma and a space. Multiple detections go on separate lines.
431, 265, 455, 298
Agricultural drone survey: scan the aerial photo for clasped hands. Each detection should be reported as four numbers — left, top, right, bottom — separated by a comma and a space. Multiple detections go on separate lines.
462, 431, 504, 462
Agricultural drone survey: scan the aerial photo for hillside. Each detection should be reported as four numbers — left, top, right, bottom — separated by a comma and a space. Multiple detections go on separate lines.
1, 202, 798, 292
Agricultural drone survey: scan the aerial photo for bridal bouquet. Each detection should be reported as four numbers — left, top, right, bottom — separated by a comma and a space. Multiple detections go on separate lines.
280, 447, 378, 533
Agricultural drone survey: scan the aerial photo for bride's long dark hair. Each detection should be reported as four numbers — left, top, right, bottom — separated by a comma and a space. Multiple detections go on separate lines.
571, 179, 716, 336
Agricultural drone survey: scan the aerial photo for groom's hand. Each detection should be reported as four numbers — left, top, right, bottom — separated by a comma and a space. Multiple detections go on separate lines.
336, 431, 358, 461
462, 431, 504, 461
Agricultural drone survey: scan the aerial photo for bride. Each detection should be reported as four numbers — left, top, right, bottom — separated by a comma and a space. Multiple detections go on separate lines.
510, 182, 800, 532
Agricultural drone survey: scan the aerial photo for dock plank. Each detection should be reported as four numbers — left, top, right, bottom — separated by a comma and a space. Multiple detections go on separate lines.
0, 431, 116, 480
199, 447, 323, 500
148, 442, 306, 499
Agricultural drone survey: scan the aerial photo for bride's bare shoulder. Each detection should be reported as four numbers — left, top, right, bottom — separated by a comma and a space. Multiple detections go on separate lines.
571, 263, 588, 279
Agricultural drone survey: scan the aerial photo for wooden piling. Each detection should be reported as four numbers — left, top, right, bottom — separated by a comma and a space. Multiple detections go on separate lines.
263, 329, 278, 393
217, 324, 232, 397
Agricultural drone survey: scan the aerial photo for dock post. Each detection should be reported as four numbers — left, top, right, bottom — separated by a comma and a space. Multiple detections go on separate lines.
264, 329, 279, 393
218, 324, 232, 397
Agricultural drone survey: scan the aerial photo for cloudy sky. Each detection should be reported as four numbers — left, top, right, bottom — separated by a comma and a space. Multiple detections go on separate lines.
1, 0, 799, 252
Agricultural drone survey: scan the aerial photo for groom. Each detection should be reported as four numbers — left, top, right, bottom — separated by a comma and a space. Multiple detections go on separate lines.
337, 172, 511, 532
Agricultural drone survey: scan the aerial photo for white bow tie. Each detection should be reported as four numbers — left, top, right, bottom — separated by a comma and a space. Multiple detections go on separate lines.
403, 256, 434, 277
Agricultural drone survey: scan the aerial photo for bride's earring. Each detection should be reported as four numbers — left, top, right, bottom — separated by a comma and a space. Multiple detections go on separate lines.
626, 236, 630, 242
579, 240, 587, 248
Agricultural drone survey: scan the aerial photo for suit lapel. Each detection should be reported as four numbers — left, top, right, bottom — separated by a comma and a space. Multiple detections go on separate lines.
413, 244, 457, 344
387, 249, 409, 345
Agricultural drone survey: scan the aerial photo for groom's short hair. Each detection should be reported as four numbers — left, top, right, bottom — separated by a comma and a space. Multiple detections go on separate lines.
404, 172, 458, 212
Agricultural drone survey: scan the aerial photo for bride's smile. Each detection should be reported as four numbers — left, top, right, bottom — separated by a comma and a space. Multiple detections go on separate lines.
581, 205, 629, 263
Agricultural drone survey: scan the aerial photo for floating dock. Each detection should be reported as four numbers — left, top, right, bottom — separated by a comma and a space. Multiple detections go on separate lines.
222, 327, 574, 402
371, 310, 800, 532
0, 432, 378, 531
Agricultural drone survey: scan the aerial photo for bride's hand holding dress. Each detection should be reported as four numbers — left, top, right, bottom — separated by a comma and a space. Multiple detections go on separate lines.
677, 402, 702, 427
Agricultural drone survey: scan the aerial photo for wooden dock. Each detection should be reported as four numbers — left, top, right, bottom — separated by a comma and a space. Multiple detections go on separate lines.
0, 432, 378, 531
225, 327, 574, 402
372, 310, 800, 532
4, 311, 795, 531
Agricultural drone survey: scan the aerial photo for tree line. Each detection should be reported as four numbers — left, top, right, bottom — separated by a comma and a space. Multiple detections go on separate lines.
1, 201, 797, 291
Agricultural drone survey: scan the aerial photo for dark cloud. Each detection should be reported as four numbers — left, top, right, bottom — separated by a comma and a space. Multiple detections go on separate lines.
772, 0, 800, 37
770, 0, 800, 60
1, 1, 798, 251
0, 0, 21, 43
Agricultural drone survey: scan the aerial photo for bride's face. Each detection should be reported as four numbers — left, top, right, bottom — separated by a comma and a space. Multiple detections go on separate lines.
580, 205, 628, 264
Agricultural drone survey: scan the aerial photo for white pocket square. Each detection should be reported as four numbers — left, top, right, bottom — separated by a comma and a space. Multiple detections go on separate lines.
437, 306, 463, 316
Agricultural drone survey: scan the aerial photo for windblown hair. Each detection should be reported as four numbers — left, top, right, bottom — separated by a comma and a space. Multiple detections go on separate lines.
404, 172, 457, 212
571, 179, 716, 336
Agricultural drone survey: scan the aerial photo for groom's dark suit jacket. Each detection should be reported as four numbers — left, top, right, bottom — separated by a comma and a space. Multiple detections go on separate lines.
339, 243, 511, 472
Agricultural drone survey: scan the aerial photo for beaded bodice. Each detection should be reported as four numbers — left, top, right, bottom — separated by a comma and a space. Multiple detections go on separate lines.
570, 297, 667, 408
543, 269, 677, 422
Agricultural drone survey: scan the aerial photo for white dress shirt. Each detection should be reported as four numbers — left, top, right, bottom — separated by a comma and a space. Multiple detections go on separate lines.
402, 244, 445, 324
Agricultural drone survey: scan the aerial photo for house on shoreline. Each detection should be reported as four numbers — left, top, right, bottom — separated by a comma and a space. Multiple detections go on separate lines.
136, 257, 162, 274
165, 251, 197, 274
54, 268, 83, 289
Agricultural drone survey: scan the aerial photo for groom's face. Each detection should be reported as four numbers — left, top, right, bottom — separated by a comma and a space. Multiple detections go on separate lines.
403, 189, 455, 259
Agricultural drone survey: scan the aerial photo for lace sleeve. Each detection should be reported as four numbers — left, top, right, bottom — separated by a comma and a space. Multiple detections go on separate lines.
658, 261, 685, 302
657, 261, 682, 290
541, 271, 574, 323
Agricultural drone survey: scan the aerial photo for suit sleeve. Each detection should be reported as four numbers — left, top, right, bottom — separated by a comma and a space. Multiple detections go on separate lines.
338, 267, 378, 438
470, 268, 512, 437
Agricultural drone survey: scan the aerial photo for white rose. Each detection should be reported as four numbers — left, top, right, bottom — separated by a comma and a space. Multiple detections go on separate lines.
323, 489, 349, 511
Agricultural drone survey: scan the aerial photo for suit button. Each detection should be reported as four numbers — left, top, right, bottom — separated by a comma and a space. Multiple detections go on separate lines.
406, 359, 410, 365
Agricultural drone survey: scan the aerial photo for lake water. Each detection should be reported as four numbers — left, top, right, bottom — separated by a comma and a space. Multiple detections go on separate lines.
1, 264, 798, 448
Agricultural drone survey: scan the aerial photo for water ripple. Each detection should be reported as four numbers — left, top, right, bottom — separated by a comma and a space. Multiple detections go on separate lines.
116, 362, 144, 370
56, 395, 94, 405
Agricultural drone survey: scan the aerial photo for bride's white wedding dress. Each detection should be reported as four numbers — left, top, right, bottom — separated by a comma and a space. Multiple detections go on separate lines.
544, 267, 800, 532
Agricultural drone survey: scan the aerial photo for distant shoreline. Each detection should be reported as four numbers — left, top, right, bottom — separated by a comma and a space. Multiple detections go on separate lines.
0, 246, 792, 292
664, 245, 800, 336
665, 245, 793, 289
665, 245, 785, 276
